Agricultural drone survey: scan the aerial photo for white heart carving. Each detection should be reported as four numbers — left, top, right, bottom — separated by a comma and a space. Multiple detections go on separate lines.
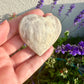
19, 14, 62, 56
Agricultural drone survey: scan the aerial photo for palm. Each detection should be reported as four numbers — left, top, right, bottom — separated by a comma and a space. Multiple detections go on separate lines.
0, 9, 53, 84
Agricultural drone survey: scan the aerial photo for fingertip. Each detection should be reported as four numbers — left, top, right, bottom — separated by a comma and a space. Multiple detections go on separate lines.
1, 20, 10, 32
0, 20, 10, 45
0, 20, 9, 26
47, 46, 54, 55
43, 13, 53, 17
31, 9, 44, 16
20, 9, 44, 18
41, 46, 54, 59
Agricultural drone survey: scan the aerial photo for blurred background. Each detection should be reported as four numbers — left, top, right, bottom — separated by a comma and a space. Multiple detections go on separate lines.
0, 0, 84, 37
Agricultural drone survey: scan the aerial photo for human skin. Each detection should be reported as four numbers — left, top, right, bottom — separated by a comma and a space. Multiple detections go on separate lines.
0, 9, 54, 84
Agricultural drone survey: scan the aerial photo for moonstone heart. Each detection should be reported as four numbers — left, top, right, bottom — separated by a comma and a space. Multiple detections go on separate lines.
19, 14, 62, 56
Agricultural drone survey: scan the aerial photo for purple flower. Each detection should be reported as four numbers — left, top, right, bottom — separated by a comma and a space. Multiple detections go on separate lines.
65, 4, 75, 16
78, 21, 84, 28
74, 15, 83, 25
80, 21, 84, 26
61, 44, 66, 54
77, 49, 81, 55
36, 0, 44, 8
51, 0, 58, 9
74, 9, 84, 25
81, 49, 84, 55
24, 44, 26, 46
53, 0, 58, 5
55, 45, 61, 53
55, 41, 84, 56
58, 5, 64, 16
65, 44, 72, 51
80, 10, 84, 13
69, 50, 77, 56
61, 49, 65, 54
80, 10, 84, 17
78, 41, 84, 47
70, 4, 75, 9
69, 45, 78, 56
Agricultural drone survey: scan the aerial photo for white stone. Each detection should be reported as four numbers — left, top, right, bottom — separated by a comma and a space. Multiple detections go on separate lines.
19, 14, 62, 56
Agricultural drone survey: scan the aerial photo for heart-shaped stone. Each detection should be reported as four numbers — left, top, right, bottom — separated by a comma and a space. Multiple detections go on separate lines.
19, 14, 62, 56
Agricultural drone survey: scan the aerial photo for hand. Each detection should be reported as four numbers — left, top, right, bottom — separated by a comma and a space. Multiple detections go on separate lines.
0, 9, 54, 84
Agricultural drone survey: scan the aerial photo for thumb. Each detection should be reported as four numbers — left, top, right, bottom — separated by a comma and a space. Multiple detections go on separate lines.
0, 20, 10, 46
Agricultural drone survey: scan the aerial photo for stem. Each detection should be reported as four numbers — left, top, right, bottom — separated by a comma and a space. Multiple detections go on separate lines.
50, 7, 53, 13
70, 27, 79, 36
61, 24, 74, 36
61, 16, 67, 23
67, 24, 75, 31
69, 22, 83, 36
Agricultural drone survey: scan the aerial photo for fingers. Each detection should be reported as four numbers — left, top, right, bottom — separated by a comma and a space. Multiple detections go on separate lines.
8, 9, 44, 41
11, 47, 36, 67
15, 46, 54, 83
0, 20, 10, 46
1, 12, 52, 56
0, 47, 10, 68
0, 9, 44, 46
2, 34, 24, 55
0, 66, 20, 84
